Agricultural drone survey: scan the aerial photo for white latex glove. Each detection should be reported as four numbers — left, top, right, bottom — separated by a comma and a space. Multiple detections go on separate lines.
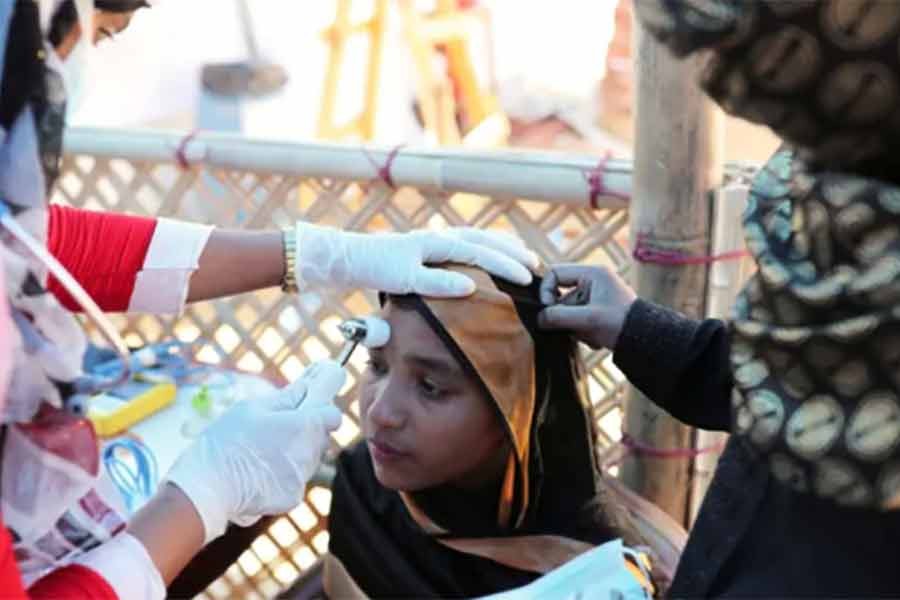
294, 223, 540, 297
166, 361, 345, 545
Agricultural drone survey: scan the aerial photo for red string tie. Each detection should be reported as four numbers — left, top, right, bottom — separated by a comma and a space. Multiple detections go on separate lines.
174, 130, 200, 170
363, 144, 405, 190
620, 433, 725, 459
584, 152, 629, 209
632, 234, 750, 266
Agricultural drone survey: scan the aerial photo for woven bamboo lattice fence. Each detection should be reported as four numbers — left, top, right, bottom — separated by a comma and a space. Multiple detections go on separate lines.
52, 128, 721, 599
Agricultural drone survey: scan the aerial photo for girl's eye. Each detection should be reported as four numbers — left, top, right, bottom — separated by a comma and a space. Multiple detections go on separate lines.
98, 28, 116, 41
419, 378, 445, 400
365, 358, 388, 377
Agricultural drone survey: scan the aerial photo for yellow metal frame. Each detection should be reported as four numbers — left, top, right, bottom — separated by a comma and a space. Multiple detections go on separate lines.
318, 0, 389, 140
318, 0, 508, 147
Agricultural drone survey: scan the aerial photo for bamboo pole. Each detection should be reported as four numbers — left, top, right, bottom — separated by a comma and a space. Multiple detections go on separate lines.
63, 128, 635, 206
359, 0, 388, 140
621, 16, 725, 525
399, 0, 441, 145
689, 184, 751, 522
64, 127, 757, 209
316, 0, 351, 139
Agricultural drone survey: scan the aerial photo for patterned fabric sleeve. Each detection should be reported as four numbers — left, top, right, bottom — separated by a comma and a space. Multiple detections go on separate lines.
634, 0, 900, 510
731, 148, 900, 511
634, 0, 900, 169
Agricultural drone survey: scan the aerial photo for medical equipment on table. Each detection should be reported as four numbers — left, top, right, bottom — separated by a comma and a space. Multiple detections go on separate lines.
89, 340, 217, 384
179, 370, 240, 437
103, 437, 159, 515
188, 370, 239, 418
88, 372, 177, 438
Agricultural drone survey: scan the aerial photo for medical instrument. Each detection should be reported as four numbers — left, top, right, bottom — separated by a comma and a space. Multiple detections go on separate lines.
89, 341, 182, 378
287, 317, 390, 410
336, 316, 391, 365
103, 437, 159, 515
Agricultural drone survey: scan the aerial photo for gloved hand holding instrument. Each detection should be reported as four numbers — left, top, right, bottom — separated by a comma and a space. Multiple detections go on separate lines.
111, 316, 391, 592
166, 316, 390, 545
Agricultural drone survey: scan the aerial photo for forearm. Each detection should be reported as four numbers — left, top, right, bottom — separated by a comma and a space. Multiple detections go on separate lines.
187, 229, 284, 303
127, 484, 206, 585
613, 299, 733, 431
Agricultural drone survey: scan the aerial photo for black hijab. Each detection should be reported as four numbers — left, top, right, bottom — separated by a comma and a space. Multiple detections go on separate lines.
327, 271, 633, 598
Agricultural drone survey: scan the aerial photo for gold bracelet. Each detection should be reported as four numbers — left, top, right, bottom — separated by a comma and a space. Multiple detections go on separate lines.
281, 228, 298, 293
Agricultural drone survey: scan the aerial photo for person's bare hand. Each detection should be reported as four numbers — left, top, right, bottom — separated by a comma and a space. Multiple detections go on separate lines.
538, 264, 637, 350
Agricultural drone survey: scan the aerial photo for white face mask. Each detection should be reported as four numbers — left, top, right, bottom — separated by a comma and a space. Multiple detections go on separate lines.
61, 39, 88, 116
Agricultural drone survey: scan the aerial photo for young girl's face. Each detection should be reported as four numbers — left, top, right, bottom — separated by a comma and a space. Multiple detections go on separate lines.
360, 301, 509, 492
54, 9, 140, 59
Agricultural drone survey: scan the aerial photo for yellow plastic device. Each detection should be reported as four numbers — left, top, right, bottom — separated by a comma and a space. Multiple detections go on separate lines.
88, 373, 177, 438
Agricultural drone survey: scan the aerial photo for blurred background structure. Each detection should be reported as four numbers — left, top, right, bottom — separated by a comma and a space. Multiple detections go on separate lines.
73, 0, 778, 158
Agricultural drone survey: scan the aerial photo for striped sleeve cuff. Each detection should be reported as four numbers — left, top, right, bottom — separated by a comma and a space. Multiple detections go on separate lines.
128, 218, 213, 315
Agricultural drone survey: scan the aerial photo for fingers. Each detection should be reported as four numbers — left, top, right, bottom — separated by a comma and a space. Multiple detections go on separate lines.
266, 400, 343, 443
539, 267, 560, 305
544, 264, 607, 287
538, 305, 599, 332
410, 266, 477, 297
301, 360, 346, 410
310, 403, 343, 431
262, 379, 309, 411
559, 285, 589, 306
541, 264, 619, 306
544, 273, 606, 307
264, 360, 346, 413
422, 235, 533, 287
447, 228, 541, 271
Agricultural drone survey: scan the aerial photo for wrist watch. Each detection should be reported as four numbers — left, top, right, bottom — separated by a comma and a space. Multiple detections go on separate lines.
281, 228, 298, 293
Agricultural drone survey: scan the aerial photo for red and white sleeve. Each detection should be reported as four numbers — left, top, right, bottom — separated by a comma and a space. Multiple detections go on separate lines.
47, 205, 212, 314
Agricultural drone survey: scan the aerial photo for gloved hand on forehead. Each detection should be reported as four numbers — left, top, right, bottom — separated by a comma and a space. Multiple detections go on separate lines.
635, 0, 900, 168
294, 223, 540, 297
166, 360, 345, 545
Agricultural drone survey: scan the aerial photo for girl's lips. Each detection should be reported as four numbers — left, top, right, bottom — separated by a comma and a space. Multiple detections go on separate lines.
368, 439, 409, 463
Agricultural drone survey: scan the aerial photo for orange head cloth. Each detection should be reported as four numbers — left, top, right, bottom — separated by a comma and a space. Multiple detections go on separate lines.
420, 266, 536, 530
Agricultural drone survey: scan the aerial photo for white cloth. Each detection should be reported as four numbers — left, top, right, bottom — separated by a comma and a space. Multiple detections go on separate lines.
74, 533, 166, 600
128, 218, 213, 315
476, 539, 651, 600
492, 0, 619, 139
166, 360, 344, 545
